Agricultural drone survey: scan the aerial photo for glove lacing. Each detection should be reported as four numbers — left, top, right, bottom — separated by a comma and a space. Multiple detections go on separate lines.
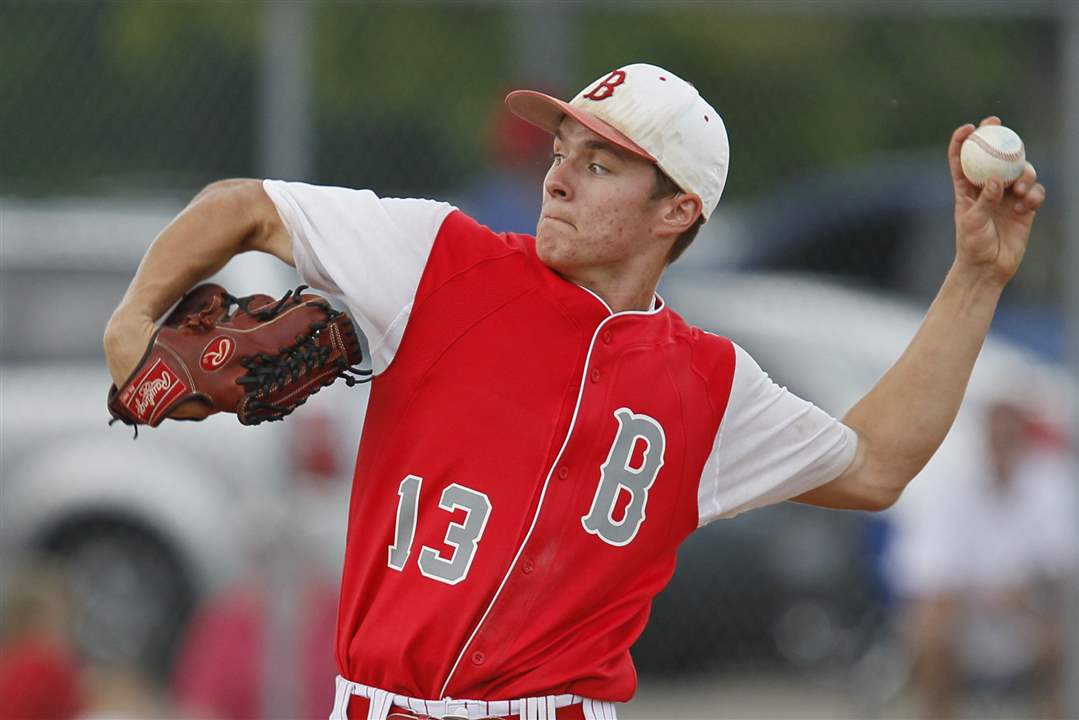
233, 286, 371, 424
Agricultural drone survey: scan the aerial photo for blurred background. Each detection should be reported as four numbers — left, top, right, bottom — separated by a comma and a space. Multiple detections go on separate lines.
2, 1, 1077, 718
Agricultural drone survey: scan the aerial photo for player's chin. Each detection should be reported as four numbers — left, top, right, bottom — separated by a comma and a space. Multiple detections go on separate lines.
535, 227, 571, 270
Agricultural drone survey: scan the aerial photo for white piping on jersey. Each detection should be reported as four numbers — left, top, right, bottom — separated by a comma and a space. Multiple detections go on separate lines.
575, 285, 662, 316
437, 294, 665, 698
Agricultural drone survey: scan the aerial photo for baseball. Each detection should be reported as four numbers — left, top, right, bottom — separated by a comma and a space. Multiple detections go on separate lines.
959, 125, 1026, 187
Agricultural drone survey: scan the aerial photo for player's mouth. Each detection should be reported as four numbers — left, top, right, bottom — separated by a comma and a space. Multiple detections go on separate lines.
540, 213, 575, 229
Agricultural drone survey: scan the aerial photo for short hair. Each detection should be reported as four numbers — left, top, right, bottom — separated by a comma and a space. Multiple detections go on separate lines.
650, 166, 704, 265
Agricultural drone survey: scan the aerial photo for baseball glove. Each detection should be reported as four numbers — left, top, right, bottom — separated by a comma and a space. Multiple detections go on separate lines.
108, 283, 368, 432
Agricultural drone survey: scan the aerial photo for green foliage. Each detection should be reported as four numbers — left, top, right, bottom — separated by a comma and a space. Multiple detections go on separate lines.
310, 2, 513, 195
1, 0, 257, 195
0, 1, 1055, 199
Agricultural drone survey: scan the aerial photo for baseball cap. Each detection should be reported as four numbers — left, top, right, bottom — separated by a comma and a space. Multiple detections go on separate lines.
506, 63, 730, 219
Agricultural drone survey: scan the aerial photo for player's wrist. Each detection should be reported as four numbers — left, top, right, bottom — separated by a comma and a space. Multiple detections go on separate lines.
104, 305, 154, 342
103, 309, 155, 383
943, 259, 1010, 312
948, 256, 1012, 291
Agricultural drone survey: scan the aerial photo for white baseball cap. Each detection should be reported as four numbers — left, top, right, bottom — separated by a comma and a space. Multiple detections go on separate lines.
506, 63, 730, 220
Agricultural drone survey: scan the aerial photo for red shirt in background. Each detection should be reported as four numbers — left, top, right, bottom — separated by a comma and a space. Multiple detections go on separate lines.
171, 582, 337, 720
0, 637, 82, 720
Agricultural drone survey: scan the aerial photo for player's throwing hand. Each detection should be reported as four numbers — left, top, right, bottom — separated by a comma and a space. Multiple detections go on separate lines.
949, 116, 1046, 285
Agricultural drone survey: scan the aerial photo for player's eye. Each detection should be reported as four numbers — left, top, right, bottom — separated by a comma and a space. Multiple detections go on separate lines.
588, 162, 609, 175
550, 152, 565, 166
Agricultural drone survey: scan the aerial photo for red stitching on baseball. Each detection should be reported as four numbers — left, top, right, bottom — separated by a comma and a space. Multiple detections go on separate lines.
969, 132, 1024, 163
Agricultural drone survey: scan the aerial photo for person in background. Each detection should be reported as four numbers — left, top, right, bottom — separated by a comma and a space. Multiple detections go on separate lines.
0, 561, 83, 720
170, 495, 339, 720
453, 93, 553, 234
885, 398, 1077, 719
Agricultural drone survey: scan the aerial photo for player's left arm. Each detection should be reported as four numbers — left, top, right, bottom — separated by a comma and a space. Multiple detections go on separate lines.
794, 117, 1047, 511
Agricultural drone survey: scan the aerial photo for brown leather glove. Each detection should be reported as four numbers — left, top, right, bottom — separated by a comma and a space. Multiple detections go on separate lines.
108, 284, 367, 429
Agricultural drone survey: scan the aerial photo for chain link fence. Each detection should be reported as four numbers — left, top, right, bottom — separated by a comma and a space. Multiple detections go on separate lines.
2, 1, 1075, 718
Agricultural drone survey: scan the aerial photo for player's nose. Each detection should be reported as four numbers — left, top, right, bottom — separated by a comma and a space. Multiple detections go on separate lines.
544, 162, 573, 202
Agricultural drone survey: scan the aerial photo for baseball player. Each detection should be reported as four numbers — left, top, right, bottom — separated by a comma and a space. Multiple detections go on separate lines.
103, 64, 1045, 719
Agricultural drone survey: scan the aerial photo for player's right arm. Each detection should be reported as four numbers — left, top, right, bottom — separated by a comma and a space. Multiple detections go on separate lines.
103, 179, 292, 388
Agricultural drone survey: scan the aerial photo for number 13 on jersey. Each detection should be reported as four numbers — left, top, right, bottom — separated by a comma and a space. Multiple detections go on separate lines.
387, 475, 492, 586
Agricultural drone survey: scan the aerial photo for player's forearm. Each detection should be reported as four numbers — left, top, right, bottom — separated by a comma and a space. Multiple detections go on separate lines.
842, 262, 1005, 502
111, 180, 265, 323
104, 179, 287, 386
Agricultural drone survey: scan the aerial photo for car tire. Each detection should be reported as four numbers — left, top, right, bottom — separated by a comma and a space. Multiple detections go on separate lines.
40, 515, 196, 679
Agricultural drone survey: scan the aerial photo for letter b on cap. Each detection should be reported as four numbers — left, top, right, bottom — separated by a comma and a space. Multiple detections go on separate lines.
582, 69, 626, 102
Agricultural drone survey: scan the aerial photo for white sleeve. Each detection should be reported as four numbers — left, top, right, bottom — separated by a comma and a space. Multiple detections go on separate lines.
697, 343, 858, 525
262, 179, 455, 374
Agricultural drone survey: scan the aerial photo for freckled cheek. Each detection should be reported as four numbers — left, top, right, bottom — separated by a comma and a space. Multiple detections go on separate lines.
592, 208, 632, 243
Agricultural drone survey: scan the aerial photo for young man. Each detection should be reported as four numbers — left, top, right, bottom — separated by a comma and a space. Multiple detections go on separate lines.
104, 64, 1045, 719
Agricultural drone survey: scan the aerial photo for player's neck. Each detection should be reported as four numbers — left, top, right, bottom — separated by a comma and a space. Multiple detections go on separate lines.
566, 268, 662, 314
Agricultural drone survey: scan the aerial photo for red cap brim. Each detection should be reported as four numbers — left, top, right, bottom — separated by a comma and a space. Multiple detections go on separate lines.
505, 90, 655, 162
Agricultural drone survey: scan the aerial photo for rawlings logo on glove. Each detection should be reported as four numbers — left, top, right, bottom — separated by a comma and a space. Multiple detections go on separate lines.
108, 284, 368, 432
200, 336, 235, 370
121, 359, 188, 424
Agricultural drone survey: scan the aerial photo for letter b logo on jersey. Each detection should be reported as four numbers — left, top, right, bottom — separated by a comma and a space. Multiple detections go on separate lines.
582, 408, 666, 546
582, 69, 626, 101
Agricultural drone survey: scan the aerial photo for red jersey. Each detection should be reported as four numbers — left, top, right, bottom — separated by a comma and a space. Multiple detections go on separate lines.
263, 181, 856, 707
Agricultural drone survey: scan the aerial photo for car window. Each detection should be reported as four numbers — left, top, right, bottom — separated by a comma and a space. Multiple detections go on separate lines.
1, 268, 131, 362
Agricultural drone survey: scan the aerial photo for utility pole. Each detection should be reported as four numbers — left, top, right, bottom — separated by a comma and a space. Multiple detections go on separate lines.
257, 3, 312, 718
510, 2, 578, 93
1061, 0, 1079, 714
258, 1, 312, 181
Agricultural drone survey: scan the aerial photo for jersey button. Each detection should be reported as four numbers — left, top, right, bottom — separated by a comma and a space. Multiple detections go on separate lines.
521, 558, 535, 575
601, 330, 613, 345
589, 368, 601, 383
471, 651, 485, 665
558, 465, 569, 480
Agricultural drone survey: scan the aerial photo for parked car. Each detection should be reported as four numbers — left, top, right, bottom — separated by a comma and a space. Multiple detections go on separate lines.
0, 196, 366, 677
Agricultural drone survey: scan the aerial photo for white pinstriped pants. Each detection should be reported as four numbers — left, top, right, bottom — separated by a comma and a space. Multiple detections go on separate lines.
330, 675, 619, 720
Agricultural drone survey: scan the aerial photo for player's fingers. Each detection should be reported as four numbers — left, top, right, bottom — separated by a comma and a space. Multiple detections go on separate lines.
978, 116, 1002, 127
971, 176, 1005, 216
1010, 161, 1037, 197
1013, 182, 1046, 215
948, 123, 977, 187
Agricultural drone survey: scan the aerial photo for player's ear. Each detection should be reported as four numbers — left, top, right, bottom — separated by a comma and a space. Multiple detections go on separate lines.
658, 194, 702, 237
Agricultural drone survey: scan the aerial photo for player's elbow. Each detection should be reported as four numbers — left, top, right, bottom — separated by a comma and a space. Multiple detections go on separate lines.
850, 453, 915, 512
188, 178, 252, 210
793, 462, 907, 512
194, 179, 294, 265
821, 443, 910, 512
857, 484, 903, 512
833, 430, 922, 512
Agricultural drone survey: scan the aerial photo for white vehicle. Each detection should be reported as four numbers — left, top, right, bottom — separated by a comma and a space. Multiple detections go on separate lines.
0, 197, 365, 675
